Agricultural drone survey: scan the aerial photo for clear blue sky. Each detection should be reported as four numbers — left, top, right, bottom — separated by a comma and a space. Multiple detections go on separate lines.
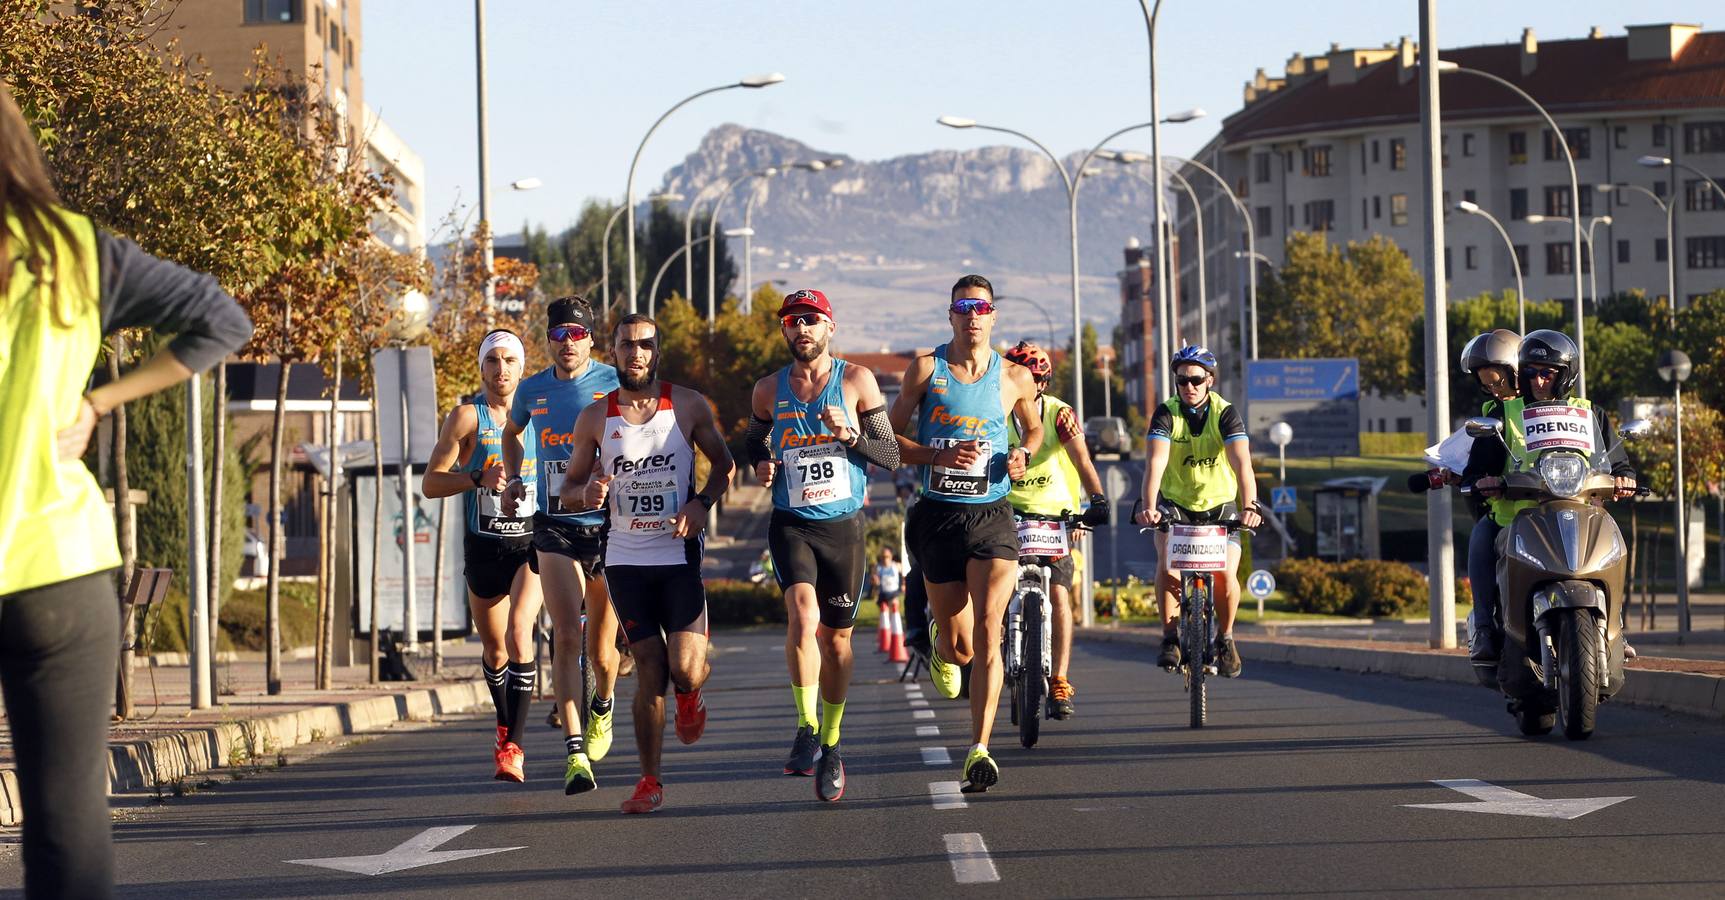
362, 2, 1715, 236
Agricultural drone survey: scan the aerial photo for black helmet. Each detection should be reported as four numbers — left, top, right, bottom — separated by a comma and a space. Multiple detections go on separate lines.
1517, 329, 1579, 399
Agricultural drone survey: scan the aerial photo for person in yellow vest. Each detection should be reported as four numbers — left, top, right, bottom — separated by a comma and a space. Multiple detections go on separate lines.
1002, 341, 1108, 719
1135, 345, 1262, 677
0, 84, 253, 899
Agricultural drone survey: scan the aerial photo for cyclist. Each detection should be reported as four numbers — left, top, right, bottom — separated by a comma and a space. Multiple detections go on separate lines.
1135, 345, 1262, 677
558, 313, 734, 814
889, 274, 1042, 793
423, 329, 542, 783
746, 288, 899, 801
1453, 329, 1518, 667
1001, 341, 1110, 719
501, 295, 619, 796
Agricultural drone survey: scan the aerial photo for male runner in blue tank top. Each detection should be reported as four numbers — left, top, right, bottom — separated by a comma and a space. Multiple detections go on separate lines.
422, 329, 543, 784
501, 295, 620, 797
889, 274, 1043, 793
745, 289, 900, 802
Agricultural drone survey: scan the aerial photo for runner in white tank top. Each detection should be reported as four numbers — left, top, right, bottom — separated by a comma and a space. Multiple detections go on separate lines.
556, 313, 736, 815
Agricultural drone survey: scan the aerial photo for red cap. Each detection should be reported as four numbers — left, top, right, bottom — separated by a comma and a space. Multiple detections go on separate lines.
778, 288, 834, 320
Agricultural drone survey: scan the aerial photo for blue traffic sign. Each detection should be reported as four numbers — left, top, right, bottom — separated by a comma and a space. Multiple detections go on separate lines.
1247, 359, 1359, 402
1246, 569, 1277, 600
1270, 486, 1297, 513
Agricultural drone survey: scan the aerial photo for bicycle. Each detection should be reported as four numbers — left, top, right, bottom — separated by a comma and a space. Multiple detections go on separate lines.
1145, 505, 1253, 729
1005, 510, 1086, 749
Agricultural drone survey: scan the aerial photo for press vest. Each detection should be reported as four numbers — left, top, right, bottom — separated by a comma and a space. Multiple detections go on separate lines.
1158, 394, 1238, 512
770, 359, 866, 520
1008, 395, 1081, 515
1493, 395, 1593, 526
512, 361, 618, 524
464, 400, 536, 538
0, 207, 120, 595
599, 383, 698, 567
917, 345, 1010, 503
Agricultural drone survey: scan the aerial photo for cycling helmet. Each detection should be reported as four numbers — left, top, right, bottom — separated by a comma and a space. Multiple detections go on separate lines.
1516, 329, 1580, 399
1004, 340, 1053, 382
1171, 345, 1218, 376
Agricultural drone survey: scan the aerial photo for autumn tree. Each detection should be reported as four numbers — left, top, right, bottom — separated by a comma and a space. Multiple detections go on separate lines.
1258, 231, 1423, 396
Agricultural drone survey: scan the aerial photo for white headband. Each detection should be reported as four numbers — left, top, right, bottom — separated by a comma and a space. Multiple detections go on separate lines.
478, 331, 525, 370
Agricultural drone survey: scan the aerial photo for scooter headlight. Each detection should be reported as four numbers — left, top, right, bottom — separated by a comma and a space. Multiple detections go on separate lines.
1538, 453, 1588, 498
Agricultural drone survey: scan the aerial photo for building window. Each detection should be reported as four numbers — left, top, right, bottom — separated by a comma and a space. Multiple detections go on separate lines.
1255, 205, 1273, 235
1287, 204, 1295, 230
1653, 123, 1669, 147
346, 38, 354, 67
1441, 135, 1450, 168
313, 3, 323, 33
1444, 247, 1453, 279
1544, 127, 1591, 161
1303, 145, 1332, 177
1655, 180, 1670, 199
1614, 126, 1628, 150
1687, 236, 1725, 269
1305, 199, 1336, 232
1396, 417, 1414, 433
1390, 138, 1407, 171
1579, 189, 1593, 217
244, 0, 300, 22
1462, 133, 1476, 157
1513, 244, 1529, 271
1684, 122, 1725, 154
1372, 140, 1381, 164
1509, 188, 1529, 220
1373, 195, 1382, 220
1508, 131, 1527, 165
1389, 194, 1408, 226
1286, 152, 1294, 173
1686, 179, 1725, 211
328, 22, 340, 50
1465, 246, 1478, 269
1544, 185, 1572, 217
1545, 242, 1574, 275
1361, 198, 1368, 229
1617, 239, 1630, 263
1656, 237, 1669, 263
1253, 153, 1272, 184
1463, 189, 1477, 204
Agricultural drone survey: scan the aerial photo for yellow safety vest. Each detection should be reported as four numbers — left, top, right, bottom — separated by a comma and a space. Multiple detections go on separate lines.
1008, 395, 1082, 515
1159, 393, 1238, 511
1491, 395, 1592, 526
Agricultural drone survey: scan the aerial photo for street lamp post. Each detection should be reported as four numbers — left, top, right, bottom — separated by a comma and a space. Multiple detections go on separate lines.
1638, 156, 1725, 312
1603, 183, 1676, 322
1526, 213, 1612, 307
1109, 164, 1208, 346
1136, 0, 1173, 405
995, 295, 1058, 352
1658, 349, 1694, 632
1455, 200, 1526, 333
602, 191, 680, 322
475, 0, 494, 312
623, 73, 784, 315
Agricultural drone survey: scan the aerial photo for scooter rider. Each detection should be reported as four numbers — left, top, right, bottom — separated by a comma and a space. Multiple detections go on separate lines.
1463, 329, 1637, 666
1455, 329, 1519, 666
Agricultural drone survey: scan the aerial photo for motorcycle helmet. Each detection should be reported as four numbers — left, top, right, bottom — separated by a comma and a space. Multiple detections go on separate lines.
1461, 328, 1520, 396
1517, 329, 1580, 399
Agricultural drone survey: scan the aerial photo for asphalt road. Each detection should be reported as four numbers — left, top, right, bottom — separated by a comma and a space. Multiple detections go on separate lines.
8, 628, 1725, 898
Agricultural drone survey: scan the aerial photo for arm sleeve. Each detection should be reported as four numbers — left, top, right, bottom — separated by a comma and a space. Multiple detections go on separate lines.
98, 232, 252, 371
1147, 405, 1174, 441
849, 404, 901, 471
1219, 404, 1249, 442
1053, 405, 1083, 443
745, 415, 774, 466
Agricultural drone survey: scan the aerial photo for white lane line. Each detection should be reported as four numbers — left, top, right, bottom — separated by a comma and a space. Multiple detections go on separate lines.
916, 725, 941, 737
921, 746, 952, 766
943, 833, 1000, 884
903, 683, 921, 692
909, 698, 931, 708
928, 781, 968, 810
913, 709, 936, 719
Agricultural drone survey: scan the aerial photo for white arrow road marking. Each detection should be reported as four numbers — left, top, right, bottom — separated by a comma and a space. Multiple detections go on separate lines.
944, 833, 1000, 884
1402, 779, 1633, 820
286, 826, 524, 876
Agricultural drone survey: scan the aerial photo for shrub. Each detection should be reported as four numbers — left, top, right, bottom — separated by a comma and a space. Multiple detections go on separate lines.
705, 578, 784, 627
217, 582, 318, 651
1338, 559, 1427, 617
1276, 557, 1352, 615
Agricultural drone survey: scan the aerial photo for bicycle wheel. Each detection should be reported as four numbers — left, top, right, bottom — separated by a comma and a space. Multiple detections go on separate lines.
1019, 585, 1047, 749
1184, 575, 1208, 729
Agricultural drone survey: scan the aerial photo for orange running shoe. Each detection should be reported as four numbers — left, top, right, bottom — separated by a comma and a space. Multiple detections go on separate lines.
494, 741, 525, 783
620, 776, 663, 814
674, 690, 707, 745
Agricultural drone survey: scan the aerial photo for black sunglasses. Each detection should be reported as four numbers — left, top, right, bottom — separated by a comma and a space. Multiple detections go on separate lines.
1175, 375, 1208, 387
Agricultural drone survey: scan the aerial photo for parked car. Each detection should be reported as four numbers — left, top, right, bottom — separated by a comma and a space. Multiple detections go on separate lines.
1084, 416, 1131, 460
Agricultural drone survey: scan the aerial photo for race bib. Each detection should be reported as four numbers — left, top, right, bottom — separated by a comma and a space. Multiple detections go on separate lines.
1166, 524, 1229, 572
543, 459, 571, 516
1521, 404, 1595, 454
930, 437, 991, 497
784, 441, 852, 509
615, 476, 681, 534
477, 486, 534, 537
1015, 519, 1070, 559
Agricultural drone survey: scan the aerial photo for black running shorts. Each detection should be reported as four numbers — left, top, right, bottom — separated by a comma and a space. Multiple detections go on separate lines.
463, 532, 537, 599
532, 513, 605, 578
767, 511, 866, 629
605, 563, 708, 644
906, 497, 1018, 585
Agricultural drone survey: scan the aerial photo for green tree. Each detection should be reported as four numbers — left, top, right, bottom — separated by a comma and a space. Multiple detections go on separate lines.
638, 199, 736, 312
1676, 290, 1725, 413
1258, 231, 1423, 396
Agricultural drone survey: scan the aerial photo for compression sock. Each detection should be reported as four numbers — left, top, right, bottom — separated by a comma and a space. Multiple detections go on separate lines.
818, 699, 846, 748
791, 683, 819, 729
564, 733, 585, 756
505, 661, 537, 746
589, 694, 614, 716
482, 662, 508, 727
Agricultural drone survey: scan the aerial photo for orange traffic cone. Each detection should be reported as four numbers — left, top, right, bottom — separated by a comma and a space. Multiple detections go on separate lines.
889, 606, 909, 663
877, 606, 892, 653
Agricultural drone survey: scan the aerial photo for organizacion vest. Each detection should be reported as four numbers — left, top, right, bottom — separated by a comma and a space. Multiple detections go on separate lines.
1158, 394, 1238, 512
1008, 395, 1082, 516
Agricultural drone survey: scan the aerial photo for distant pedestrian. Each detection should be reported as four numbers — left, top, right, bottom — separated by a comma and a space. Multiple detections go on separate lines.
0, 84, 253, 899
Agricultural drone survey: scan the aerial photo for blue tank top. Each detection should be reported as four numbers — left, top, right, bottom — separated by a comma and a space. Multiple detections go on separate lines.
510, 361, 619, 525
770, 359, 867, 520
917, 344, 1010, 503
465, 400, 536, 538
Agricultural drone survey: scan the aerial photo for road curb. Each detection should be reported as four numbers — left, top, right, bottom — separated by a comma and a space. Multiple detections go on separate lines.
0, 680, 488, 829
1078, 628, 1725, 721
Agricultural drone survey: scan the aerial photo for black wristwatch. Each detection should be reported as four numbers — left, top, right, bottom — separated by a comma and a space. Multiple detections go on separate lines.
469, 469, 482, 487
693, 493, 716, 510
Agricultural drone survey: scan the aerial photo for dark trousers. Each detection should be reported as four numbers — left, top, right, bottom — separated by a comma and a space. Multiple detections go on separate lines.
0, 571, 118, 899
1467, 517, 1503, 644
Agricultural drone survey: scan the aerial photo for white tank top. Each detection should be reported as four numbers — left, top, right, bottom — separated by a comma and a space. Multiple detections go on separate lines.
599, 383, 700, 567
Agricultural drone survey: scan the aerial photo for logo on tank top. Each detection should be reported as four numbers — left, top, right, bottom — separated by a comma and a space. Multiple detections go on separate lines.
931, 375, 947, 395
928, 404, 988, 434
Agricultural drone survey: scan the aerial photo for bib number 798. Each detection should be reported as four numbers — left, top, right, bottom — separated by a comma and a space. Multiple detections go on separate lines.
796, 460, 837, 482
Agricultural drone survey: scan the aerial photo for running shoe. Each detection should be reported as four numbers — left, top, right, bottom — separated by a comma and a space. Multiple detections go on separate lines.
1048, 676, 1075, 720
563, 752, 597, 795
674, 689, 707, 744
783, 724, 819, 776
927, 621, 961, 700
1156, 635, 1182, 671
586, 705, 615, 762
493, 741, 525, 783
1214, 635, 1242, 678
494, 724, 508, 749
620, 776, 663, 814
815, 743, 845, 802
959, 747, 998, 794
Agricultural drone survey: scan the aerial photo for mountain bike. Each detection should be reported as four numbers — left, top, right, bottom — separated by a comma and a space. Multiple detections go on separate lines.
1147, 505, 1252, 728
1006, 510, 1086, 748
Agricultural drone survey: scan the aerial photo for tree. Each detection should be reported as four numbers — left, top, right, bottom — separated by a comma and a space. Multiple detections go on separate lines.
638, 199, 736, 313
1258, 231, 1423, 396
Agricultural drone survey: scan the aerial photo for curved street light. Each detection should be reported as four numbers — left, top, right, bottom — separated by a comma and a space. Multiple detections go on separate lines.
1454, 200, 1526, 333
1105, 162, 1208, 346
601, 191, 681, 323
1638, 155, 1725, 313
1526, 213, 1613, 309
742, 159, 845, 313
1602, 182, 1677, 325
994, 294, 1059, 352
645, 227, 754, 316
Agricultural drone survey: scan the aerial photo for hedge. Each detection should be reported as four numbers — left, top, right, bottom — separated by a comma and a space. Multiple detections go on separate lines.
1274, 557, 1431, 617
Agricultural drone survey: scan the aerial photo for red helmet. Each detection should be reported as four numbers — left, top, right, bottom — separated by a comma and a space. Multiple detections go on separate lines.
1005, 340, 1052, 382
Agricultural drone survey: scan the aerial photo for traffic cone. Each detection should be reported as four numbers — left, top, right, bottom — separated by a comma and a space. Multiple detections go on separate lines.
889, 604, 909, 663
877, 606, 891, 653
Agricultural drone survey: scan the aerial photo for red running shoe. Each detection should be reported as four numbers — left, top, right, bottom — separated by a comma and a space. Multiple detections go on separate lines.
493, 741, 525, 783
620, 776, 663, 814
494, 724, 508, 750
674, 690, 707, 745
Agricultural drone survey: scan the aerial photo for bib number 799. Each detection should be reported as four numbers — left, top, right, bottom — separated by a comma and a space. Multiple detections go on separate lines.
627, 494, 667, 515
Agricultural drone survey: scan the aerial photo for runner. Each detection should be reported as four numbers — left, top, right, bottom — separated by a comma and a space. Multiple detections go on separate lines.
746, 289, 898, 801
889, 274, 1043, 793
423, 328, 542, 783
558, 313, 735, 814
501, 295, 618, 796
869, 547, 905, 656
1002, 341, 1110, 719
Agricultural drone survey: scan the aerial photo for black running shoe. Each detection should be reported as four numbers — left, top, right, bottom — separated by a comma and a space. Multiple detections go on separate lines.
1214, 635, 1242, 678
783, 724, 818, 776
1157, 635, 1182, 670
814, 743, 845, 802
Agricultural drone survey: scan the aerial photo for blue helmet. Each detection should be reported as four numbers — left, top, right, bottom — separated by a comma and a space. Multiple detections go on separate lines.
1171, 345, 1218, 375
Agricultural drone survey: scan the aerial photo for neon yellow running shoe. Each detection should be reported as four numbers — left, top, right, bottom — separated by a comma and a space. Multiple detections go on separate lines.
927, 621, 961, 700
563, 751, 597, 795
959, 746, 998, 794
585, 706, 615, 762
